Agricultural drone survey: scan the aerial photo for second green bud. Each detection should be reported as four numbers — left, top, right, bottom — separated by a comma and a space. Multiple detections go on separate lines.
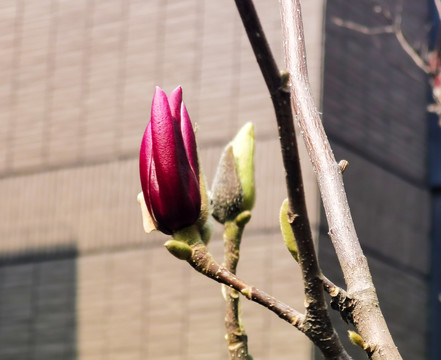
211, 122, 255, 224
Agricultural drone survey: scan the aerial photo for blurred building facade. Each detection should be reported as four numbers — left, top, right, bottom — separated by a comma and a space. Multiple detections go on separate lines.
0, 1, 322, 359
0, 0, 437, 360
320, 1, 436, 359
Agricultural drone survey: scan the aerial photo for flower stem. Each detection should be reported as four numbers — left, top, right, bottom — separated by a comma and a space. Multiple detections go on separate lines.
223, 212, 251, 360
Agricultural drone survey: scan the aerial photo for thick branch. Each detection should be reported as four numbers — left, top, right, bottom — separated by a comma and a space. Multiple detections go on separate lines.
234, 1, 350, 359
279, 0, 402, 359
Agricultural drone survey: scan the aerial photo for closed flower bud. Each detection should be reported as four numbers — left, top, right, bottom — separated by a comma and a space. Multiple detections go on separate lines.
211, 145, 243, 223
139, 86, 201, 235
211, 123, 255, 223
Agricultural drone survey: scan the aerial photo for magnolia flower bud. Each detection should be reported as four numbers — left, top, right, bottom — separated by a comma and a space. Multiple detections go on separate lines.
211, 145, 243, 223
139, 86, 201, 235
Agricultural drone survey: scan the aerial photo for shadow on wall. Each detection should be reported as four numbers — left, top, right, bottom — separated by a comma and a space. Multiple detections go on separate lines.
0, 245, 77, 360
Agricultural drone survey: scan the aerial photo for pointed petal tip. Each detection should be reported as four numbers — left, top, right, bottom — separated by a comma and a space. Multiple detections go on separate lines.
151, 87, 172, 126
168, 86, 183, 121
172, 85, 183, 95
152, 86, 168, 103
169, 85, 183, 98
242, 122, 254, 134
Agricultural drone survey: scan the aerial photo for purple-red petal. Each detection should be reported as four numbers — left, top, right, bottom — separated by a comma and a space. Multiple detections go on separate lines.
168, 86, 183, 122
139, 122, 154, 218
180, 102, 199, 178
139, 86, 201, 234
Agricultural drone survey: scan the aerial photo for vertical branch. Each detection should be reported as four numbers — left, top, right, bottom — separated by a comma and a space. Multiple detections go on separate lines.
222, 213, 251, 360
234, 1, 350, 359
279, 1, 402, 359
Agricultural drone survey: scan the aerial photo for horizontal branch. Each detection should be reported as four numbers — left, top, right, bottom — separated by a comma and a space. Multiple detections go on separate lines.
188, 242, 306, 329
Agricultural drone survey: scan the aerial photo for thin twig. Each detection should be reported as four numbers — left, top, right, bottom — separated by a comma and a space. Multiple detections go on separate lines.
395, 27, 430, 73
279, 0, 402, 359
331, 7, 430, 73
332, 18, 395, 35
435, 0, 441, 22
391, 4, 429, 73
234, 1, 350, 359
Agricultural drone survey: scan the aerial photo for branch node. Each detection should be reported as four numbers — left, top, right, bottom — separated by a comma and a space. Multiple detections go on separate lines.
240, 286, 253, 300
290, 315, 303, 327
330, 291, 355, 324
280, 70, 291, 92
338, 159, 349, 173
328, 286, 340, 298
287, 210, 298, 224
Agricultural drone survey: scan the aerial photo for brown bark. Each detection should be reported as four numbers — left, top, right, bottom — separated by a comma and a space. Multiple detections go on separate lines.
233, 1, 351, 359
279, 1, 402, 359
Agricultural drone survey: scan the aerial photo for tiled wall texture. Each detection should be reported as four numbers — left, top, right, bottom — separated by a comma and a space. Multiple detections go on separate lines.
321, 1, 430, 359
0, 0, 325, 359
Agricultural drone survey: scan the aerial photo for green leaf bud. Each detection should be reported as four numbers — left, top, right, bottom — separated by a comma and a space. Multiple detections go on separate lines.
348, 330, 366, 350
164, 239, 193, 260
280, 198, 298, 262
235, 210, 252, 228
231, 122, 255, 212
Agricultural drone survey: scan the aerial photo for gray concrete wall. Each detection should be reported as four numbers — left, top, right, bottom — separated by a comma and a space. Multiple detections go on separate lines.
0, 248, 77, 360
